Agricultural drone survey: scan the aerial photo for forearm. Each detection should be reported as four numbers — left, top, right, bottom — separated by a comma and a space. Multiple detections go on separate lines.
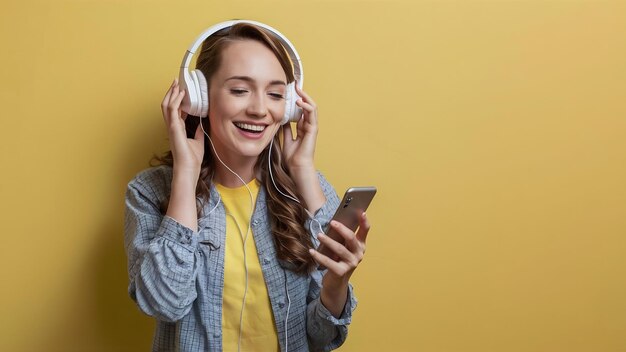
166, 169, 199, 232
321, 277, 349, 318
127, 198, 200, 322
290, 166, 326, 214
306, 270, 356, 350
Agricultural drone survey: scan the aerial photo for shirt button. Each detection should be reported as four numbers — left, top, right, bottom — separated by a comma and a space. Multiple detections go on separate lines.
263, 257, 270, 264
252, 219, 259, 226
214, 331, 220, 337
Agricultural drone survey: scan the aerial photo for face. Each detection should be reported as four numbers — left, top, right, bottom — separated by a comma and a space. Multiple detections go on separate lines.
207, 39, 287, 165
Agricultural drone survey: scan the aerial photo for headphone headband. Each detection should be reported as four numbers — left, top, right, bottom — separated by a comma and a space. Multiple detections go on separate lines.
179, 20, 304, 123
179, 20, 303, 86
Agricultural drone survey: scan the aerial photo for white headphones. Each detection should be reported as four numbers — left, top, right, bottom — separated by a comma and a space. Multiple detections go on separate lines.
179, 19, 304, 125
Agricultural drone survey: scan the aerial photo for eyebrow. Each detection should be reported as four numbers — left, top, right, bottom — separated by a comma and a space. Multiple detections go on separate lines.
225, 75, 286, 86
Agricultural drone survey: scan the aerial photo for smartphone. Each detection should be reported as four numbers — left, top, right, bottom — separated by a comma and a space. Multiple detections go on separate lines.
317, 186, 377, 260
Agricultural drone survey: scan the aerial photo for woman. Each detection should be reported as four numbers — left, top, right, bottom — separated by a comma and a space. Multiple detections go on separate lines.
124, 21, 370, 351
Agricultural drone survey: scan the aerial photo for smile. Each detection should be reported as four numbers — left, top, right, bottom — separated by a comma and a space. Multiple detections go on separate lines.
234, 122, 266, 133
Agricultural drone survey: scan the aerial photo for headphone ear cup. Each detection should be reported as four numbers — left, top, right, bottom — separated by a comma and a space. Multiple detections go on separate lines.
189, 70, 202, 116
194, 69, 209, 117
181, 70, 198, 115
282, 82, 302, 125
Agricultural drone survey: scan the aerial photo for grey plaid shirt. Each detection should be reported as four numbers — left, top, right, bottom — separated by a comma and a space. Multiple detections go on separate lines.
124, 166, 357, 351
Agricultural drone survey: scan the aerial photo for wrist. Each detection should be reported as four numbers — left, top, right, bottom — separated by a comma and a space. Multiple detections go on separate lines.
172, 166, 200, 184
291, 169, 325, 213
320, 276, 349, 318
171, 171, 199, 199
167, 171, 199, 232
288, 164, 316, 179
323, 273, 349, 292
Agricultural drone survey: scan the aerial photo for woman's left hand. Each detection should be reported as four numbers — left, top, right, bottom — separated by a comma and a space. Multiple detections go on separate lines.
281, 85, 327, 213
282, 84, 318, 173
309, 212, 370, 318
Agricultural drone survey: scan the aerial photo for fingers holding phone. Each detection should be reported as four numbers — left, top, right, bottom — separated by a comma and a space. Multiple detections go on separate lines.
310, 212, 370, 278
311, 187, 375, 274
316, 187, 376, 257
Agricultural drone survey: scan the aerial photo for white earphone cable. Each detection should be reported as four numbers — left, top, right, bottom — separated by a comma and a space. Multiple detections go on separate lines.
227, 212, 250, 352
268, 137, 300, 204
198, 118, 323, 352
284, 271, 291, 352
199, 119, 253, 352
267, 137, 323, 236
267, 134, 328, 352
204, 190, 221, 216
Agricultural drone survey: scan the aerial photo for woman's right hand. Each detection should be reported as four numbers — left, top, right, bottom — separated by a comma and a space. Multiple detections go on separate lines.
161, 79, 205, 179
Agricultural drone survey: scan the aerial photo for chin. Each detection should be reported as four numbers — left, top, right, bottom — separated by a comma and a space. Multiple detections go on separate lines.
237, 141, 272, 158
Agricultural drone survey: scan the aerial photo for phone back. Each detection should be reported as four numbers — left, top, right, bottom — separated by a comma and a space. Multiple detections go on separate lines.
330, 187, 377, 232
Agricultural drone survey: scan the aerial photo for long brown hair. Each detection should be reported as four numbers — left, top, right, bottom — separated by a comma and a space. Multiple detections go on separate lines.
151, 23, 315, 274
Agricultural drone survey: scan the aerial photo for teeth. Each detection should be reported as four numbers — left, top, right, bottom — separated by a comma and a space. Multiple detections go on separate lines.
235, 122, 265, 132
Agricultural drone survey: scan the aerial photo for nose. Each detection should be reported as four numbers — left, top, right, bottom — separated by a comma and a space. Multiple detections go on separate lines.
246, 92, 268, 118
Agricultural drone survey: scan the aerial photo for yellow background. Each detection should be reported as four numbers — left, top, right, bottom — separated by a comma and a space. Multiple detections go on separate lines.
1, 0, 625, 351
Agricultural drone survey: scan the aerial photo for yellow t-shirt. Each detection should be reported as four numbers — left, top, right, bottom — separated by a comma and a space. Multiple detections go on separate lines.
216, 180, 279, 352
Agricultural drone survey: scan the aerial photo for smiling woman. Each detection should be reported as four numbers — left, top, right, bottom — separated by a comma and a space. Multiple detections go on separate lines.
207, 40, 288, 162
123, 20, 371, 352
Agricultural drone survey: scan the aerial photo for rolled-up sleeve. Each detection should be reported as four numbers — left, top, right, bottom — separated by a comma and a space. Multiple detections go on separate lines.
124, 173, 201, 322
305, 172, 358, 351
306, 269, 358, 351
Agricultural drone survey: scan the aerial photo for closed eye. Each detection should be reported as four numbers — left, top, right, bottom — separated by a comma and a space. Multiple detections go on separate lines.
269, 93, 284, 100
230, 89, 248, 95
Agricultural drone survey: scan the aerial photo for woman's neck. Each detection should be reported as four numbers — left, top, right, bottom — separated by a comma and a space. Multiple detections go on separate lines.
212, 156, 258, 188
